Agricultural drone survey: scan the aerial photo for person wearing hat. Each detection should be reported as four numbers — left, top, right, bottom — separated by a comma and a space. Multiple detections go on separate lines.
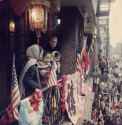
43, 35, 61, 76
43, 35, 59, 53
42, 36, 61, 124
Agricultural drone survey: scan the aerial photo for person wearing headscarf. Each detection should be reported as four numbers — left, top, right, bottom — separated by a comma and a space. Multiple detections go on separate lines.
19, 44, 49, 98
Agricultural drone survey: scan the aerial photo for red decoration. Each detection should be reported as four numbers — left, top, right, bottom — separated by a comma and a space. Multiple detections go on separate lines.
58, 76, 67, 112
29, 90, 43, 111
81, 49, 90, 71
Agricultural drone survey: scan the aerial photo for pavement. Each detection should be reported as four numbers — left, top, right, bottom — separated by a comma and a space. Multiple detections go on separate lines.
83, 79, 94, 121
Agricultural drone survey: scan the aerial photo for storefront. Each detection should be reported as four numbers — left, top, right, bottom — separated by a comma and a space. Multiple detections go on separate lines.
0, 0, 96, 124
0, 0, 60, 113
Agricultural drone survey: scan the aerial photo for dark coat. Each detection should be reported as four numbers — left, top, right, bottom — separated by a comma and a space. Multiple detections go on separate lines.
23, 64, 41, 97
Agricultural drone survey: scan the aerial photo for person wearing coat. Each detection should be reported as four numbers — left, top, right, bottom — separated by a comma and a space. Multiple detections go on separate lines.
19, 44, 49, 98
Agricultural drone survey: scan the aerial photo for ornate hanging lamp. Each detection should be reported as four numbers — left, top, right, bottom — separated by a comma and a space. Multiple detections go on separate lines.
28, 0, 50, 43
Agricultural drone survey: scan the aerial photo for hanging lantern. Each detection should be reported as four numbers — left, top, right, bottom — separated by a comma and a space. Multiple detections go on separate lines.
29, 5, 44, 30
28, 0, 50, 31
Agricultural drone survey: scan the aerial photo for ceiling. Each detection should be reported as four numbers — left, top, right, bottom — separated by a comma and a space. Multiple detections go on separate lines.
61, 0, 92, 13
61, 0, 95, 24
61, 0, 89, 6
61, 0, 94, 18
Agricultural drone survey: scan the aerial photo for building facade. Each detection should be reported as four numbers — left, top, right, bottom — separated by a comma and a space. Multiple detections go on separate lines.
96, 0, 115, 58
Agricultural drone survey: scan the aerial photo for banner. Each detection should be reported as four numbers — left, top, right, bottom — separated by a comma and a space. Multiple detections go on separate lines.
64, 71, 93, 124
65, 72, 85, 124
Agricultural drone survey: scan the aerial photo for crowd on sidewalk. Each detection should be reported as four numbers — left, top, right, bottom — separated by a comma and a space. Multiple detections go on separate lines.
82, 56, 122, 125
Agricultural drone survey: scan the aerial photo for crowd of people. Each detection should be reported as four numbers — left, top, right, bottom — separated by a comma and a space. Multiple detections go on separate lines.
92, 58, 122, 125
90, 56, 122, 125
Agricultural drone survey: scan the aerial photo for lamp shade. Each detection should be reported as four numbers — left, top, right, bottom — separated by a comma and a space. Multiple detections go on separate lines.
29, 5, 44, 30
28, 0, 50, 31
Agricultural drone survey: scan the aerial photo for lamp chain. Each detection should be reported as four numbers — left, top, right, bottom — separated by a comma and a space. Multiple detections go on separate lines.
36, 30, 41, 44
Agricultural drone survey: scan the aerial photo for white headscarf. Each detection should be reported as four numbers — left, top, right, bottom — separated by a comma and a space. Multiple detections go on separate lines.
20, 44, 43, 97
26, 44, 43, 60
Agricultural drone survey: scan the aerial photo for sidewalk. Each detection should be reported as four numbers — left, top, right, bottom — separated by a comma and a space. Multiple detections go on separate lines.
83, 78, 94, 121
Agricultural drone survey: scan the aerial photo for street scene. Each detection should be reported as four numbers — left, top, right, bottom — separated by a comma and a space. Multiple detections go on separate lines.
0, 0, 122, 125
